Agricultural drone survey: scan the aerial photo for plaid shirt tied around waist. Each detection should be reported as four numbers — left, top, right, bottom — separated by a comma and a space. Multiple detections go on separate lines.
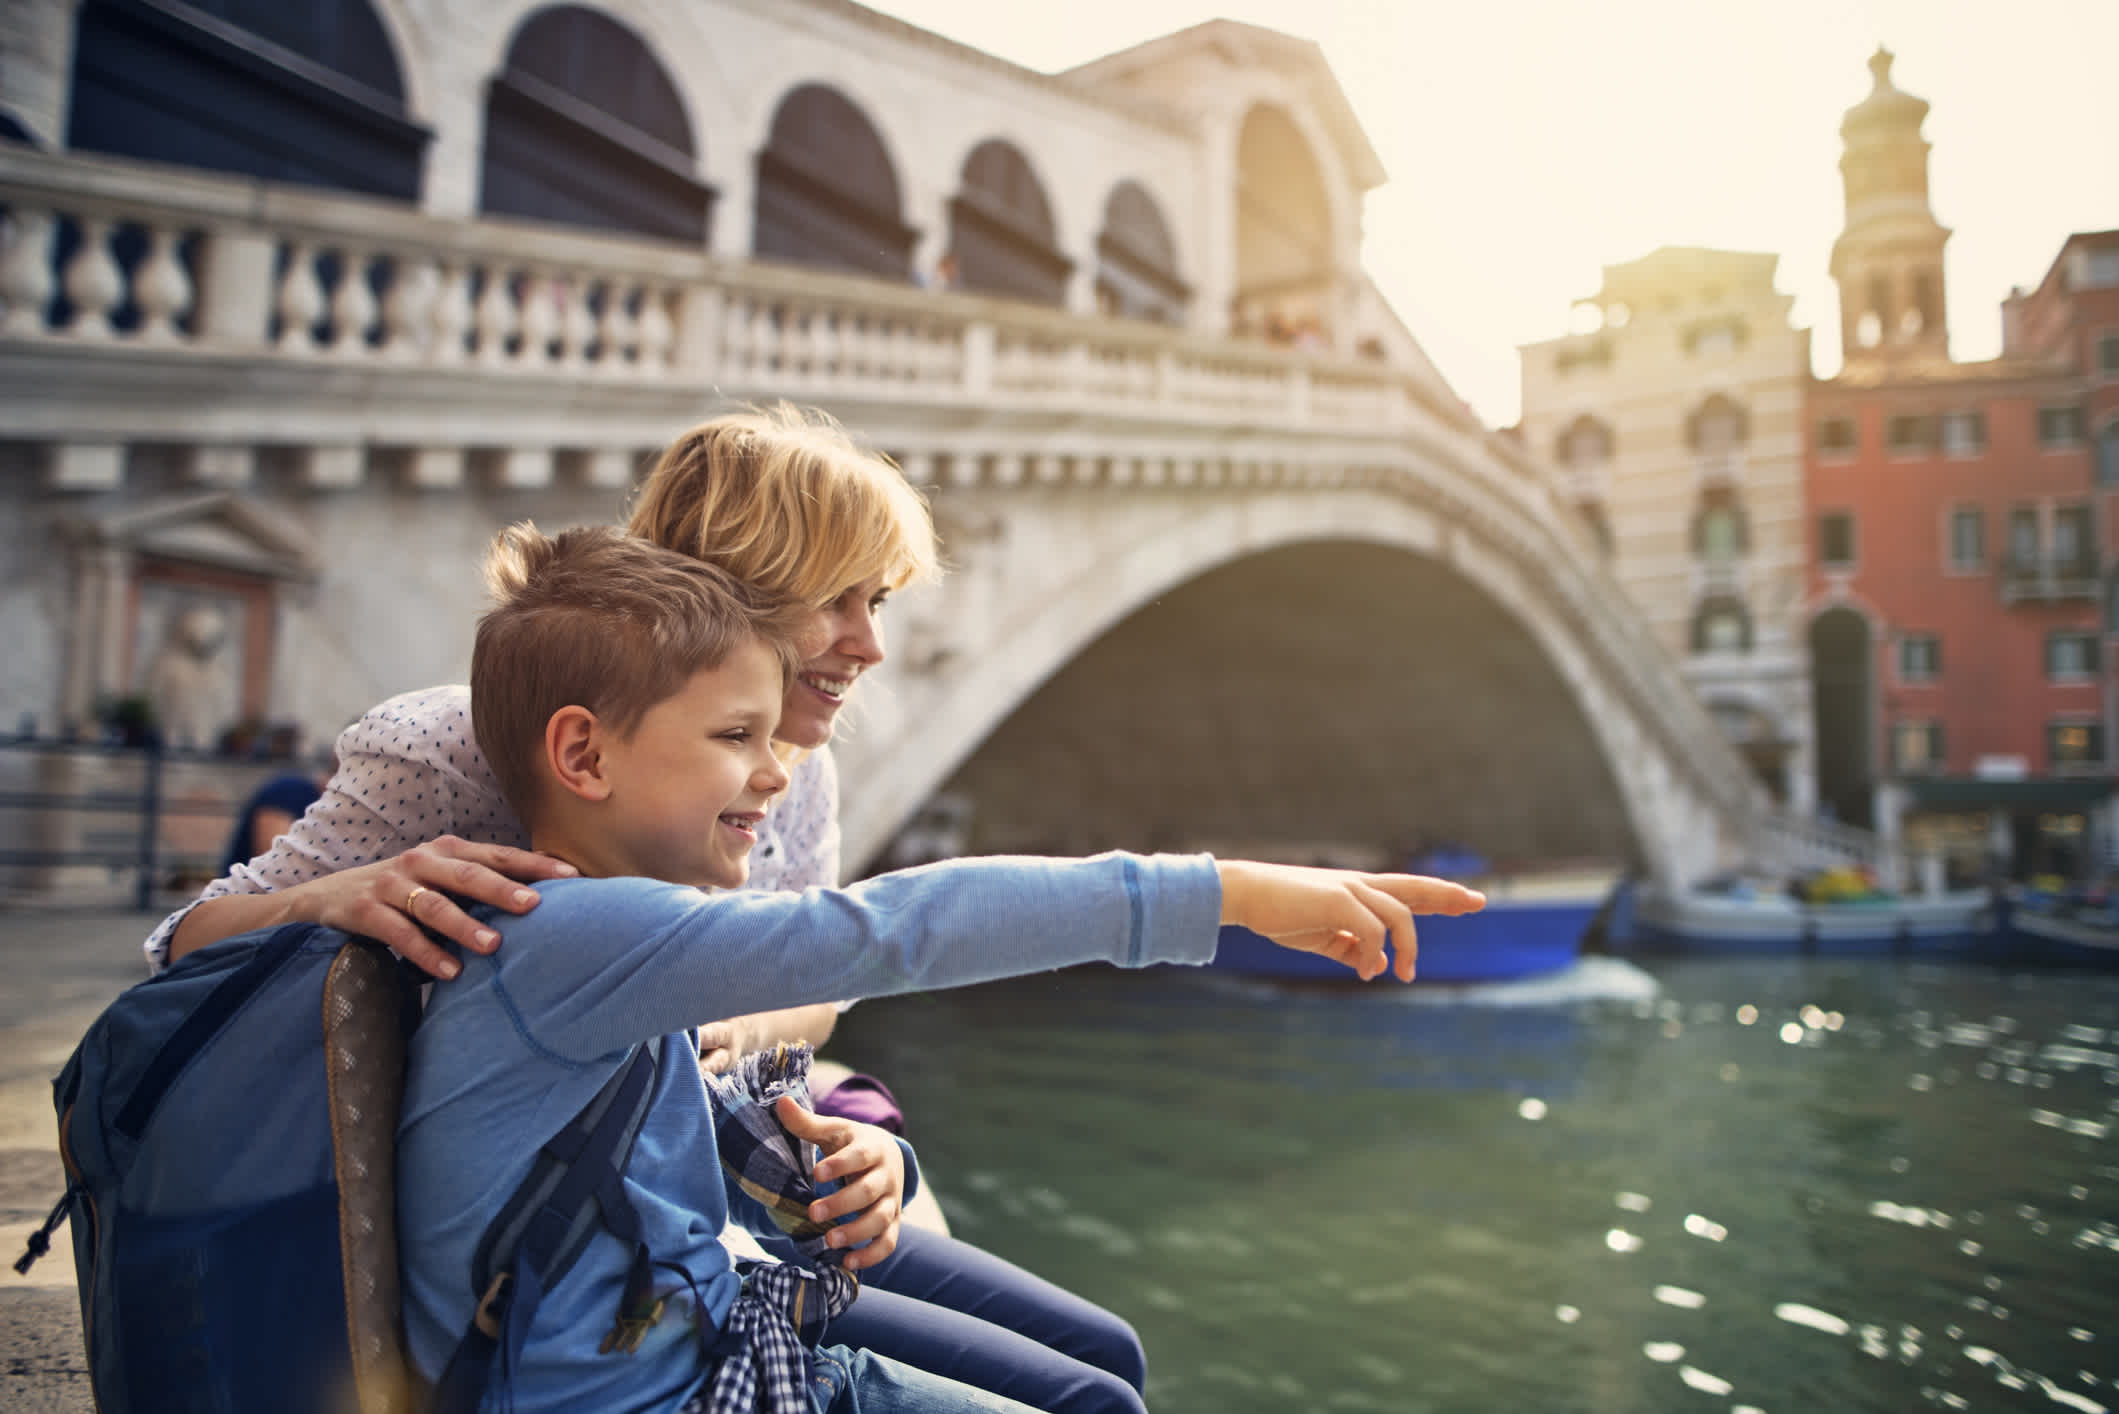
698, 1044, 858, 1414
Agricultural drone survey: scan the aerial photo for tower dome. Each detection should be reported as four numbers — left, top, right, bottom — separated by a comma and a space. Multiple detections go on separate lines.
1829, 48, 1951, 364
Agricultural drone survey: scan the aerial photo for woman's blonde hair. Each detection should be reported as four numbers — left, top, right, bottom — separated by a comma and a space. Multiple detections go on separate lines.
626, 404, 939, 606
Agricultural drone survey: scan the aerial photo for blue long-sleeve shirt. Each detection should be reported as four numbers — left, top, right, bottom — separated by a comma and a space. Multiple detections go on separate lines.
397, 850, 1223, 1412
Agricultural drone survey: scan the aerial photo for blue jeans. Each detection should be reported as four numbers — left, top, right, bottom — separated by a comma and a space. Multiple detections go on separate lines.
807, 1344, 1041, 1413
761, 1228, 1148, 1414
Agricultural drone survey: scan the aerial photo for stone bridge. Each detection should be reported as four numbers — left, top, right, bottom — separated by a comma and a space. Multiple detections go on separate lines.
0, 143, 1794, 889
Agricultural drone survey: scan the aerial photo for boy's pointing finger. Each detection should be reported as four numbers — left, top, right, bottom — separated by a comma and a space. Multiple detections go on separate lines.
1374, 876, 1486, 916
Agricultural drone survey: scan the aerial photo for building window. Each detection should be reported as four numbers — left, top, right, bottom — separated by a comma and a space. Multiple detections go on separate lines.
2099, 333, 2119, 378
1690, 598, 1752, 655
1899, 634, 1941, 682
1816, 417, 1857, 457
1892, 720, 1943, 773
1886, 413, 1936, 455
2100, 420, 2119, 487
2054, 504, 2097, 573
1559, 416, 1614, 468
2039, 405, 2087, 447
1948, 507, 1985, 571
2008, 507, 2041, 571
2046, 631, 2100, 680
2085, 250, 2119, 289
1940, 410, 1986, 456
1819, 511, 1855, 569
1685, 319, 1746, 356
2049, 721, 2106, 767
1555, 339, 1613, 375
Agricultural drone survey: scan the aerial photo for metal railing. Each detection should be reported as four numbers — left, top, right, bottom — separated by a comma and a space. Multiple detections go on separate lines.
0, 734, 291, 910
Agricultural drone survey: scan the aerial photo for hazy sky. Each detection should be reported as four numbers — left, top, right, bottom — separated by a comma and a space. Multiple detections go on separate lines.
862, 0, 2118, 427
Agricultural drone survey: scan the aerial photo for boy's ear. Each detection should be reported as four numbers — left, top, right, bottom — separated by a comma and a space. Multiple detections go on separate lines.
544, 706, 613, 802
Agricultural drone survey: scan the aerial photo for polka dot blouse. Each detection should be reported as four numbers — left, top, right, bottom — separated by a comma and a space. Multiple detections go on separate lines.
143, 684, 842, 969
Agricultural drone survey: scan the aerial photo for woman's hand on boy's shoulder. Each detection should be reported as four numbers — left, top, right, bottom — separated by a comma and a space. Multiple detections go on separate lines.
775, 1096, 905, 1273
1216, 860, 1485, 983
289, 836, 578, 980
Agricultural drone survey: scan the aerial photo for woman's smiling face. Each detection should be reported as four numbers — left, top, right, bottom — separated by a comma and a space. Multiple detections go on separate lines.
775, 573, 890, 749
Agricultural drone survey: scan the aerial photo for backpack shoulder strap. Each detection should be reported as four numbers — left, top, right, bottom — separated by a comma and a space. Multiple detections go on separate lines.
424, 1036, 665, 1414
324, 938, 423, 1414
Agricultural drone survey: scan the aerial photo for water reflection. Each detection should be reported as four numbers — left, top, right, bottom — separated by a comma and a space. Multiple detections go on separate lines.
831, 957, 2119, 1413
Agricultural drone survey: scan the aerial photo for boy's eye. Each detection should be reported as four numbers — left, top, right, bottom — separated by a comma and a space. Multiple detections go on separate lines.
716, 729, 751, 744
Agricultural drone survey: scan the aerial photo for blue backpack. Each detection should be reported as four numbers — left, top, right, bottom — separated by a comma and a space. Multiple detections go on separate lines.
17, 921, 660, 1414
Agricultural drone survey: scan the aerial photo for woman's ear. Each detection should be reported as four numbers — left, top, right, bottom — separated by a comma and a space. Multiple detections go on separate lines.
544, 706, 612, 802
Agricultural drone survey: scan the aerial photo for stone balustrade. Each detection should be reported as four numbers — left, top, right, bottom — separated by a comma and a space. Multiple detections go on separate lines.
0, 146, 1470, 438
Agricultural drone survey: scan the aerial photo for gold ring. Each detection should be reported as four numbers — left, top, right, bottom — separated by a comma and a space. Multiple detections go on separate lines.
405, 885, 430, 916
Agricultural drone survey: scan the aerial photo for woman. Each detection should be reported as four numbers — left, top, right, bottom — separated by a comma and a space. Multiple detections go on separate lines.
148, 406, 1150, 1414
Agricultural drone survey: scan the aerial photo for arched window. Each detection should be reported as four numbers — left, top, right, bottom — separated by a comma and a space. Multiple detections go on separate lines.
1558, 416, 1614, 467
1687, 395, 1750, 452
753, 84, 913, 280
947, 139, 1070, 306
67, 0, 426, 199
1094, 181, 1186, 323
480, 6, 711, 243
1691, 485, 1749, 563
1691, 596, 1753, 654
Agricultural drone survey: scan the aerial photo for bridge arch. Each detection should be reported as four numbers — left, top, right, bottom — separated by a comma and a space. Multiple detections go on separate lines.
842, 487, 1665, 877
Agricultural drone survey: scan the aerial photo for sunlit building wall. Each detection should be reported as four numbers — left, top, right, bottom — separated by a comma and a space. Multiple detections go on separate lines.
1519, 250, 1814, 811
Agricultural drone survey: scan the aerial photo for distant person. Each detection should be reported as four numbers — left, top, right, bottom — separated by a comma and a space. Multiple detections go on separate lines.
920, 251, 959, 292
394, 522, 1484, 1412
217, 761, 327, 878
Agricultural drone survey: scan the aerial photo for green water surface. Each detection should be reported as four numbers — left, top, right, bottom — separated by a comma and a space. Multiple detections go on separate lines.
830, 956, 2119, 1413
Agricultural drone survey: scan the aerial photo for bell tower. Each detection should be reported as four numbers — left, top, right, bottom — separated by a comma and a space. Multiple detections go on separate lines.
1829, 48, 1951, 365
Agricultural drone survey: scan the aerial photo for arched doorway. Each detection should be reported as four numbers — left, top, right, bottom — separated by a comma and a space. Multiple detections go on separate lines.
1809, 606, 1874, 827
921, 541, 1636, 868
1232, 104, 1334, 343
1094, 180, 1186, 322
68, 0, 426, 199
752, 84, 914, 280
947, 139, 1069, 305
479, 5, 711, 243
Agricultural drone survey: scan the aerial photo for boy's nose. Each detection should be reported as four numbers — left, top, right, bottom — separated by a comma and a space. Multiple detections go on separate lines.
758, 754, 792, 796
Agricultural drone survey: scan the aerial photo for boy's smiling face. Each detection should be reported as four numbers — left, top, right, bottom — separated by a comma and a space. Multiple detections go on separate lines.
596, 636, 790, 889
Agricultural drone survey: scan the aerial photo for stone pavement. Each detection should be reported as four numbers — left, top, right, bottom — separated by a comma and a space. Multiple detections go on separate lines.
0, 906, 157, 1414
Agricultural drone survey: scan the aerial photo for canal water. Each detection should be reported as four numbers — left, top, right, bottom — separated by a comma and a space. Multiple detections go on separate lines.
830, 955, 2119, 1414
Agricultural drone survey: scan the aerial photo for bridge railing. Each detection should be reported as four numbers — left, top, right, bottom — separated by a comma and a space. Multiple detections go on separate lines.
0, 145, 1481, 439
1751, 809, 1909, 892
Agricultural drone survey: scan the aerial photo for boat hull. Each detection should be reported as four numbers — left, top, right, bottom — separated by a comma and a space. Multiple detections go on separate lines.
1623, 886, 1987, 956
1210, 894, 1596, 984
1981, 905, 2119, 968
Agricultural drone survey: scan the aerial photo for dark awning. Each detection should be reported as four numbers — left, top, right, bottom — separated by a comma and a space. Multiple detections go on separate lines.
1903, 777, 2115, 811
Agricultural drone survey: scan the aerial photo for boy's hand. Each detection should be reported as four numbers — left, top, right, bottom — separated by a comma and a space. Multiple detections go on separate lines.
1217, 861, 1486, 982
775, 1095, 905, 1272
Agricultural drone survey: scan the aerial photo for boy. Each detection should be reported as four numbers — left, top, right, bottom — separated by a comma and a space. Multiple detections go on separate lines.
398, 523, 1484, 1413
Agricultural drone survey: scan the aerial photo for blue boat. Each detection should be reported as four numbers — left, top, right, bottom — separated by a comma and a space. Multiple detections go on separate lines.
1981, 890, 2119, 968
1208, 868, 1618, 983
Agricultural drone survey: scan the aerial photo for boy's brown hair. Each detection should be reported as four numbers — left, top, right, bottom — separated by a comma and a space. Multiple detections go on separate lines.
471, 522, 806, 823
